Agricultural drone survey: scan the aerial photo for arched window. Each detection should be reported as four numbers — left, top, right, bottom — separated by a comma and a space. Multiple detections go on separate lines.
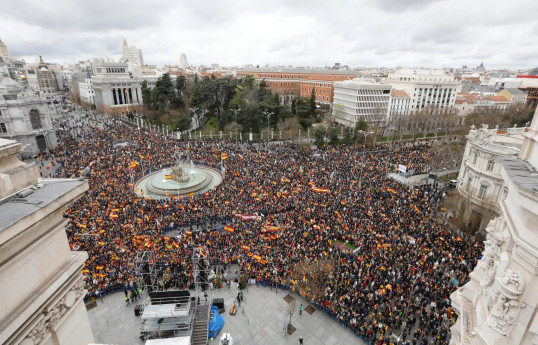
29, 109, 42, 129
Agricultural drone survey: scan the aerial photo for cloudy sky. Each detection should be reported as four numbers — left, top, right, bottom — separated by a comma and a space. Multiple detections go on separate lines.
1, 0, 537, 70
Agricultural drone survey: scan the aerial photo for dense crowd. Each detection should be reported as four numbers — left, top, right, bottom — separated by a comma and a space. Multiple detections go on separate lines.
43, 117, 482, 345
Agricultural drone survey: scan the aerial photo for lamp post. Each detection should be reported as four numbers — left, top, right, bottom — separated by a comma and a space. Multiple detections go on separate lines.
263, 111, 274, 148
357, 130, 374, 189
232, 108, 241, 142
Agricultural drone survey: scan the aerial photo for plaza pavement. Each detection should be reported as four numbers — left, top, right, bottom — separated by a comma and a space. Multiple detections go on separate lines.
88, 284, 366, 345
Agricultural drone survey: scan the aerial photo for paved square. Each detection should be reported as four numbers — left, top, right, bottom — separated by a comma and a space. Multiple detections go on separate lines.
88, 285, 367, 345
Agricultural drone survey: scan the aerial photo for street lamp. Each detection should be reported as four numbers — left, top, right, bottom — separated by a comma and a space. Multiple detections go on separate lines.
263, 111, 274, 148
232, 108, 241, 142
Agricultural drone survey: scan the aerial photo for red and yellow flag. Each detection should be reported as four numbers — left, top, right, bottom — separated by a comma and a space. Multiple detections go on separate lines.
221, 152, 228, 160
165, 174, 173, 180
312, 186, 330, 194
224, 225, 235, 233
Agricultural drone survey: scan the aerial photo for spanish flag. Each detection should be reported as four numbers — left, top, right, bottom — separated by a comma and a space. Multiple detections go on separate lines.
186, 230, 193, 235
172, 242, 180, 249
96, 265, 104, 270
221, 152, 228, 160
312, 186, 330, 194
165, 174, 173, 180
224, 225, 235, 233
129, 161, 139, 168
242, 245, 250, 250
81, 269, 90, 274
265, 226, 279, 232
98, 241, 105, 246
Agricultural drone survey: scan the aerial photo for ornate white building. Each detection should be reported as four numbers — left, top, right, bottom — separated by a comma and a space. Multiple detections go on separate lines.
450, 108, 538, 344
457, 125, 527, 231
92, 62, 143, 116
0, 76, 58, 158
0, 138, 94, 345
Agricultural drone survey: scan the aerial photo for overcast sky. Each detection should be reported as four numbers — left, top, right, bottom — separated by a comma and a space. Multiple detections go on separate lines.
1, 0, 537, 70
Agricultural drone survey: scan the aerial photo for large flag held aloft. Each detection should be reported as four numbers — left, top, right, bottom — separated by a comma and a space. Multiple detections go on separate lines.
224, 225, 235, 233
312, 186, 331, 194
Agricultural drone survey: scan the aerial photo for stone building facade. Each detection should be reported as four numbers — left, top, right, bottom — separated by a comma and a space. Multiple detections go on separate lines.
457, 125, 526, 231
92, 62, 143, 116
0, 76, 57, 158
0, 138, 94, 345
450, 108, 538, 344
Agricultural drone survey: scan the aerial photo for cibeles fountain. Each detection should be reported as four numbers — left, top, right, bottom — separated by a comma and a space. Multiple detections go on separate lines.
134, 152, 223, 199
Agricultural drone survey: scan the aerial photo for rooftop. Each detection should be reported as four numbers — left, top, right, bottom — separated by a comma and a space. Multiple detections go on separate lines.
0, 178, 87, 234
391, 89, 410, 98
501, 156, 538, 194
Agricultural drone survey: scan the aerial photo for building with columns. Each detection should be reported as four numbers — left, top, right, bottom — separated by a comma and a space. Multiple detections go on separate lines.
0, 76, 58, 158
0, 138, 94, 345
450, 108, 538, 344
92, 62, 143, 116
457, 125, 527, 231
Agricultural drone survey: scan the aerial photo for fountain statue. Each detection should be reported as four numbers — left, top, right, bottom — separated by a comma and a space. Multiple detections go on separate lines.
171, 163, 190, 182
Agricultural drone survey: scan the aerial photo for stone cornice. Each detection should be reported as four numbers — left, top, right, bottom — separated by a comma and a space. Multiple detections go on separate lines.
0, 251, 87, 345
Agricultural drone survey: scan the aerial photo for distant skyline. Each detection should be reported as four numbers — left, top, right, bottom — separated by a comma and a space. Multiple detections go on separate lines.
1, 0, 537, 70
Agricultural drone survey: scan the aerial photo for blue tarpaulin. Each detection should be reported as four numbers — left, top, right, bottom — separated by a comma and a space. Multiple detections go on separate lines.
208, 306, 224, 338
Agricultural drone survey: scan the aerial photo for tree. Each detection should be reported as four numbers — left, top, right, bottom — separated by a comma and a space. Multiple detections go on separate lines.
291, 258, 335, 302
286, 300, 296, 333
313, 127, 325, 147
141, 80, 151, 108
173, 75, 186, 110
174, 111, 192, 132
354, 118, 368, 132
328, 127, 340, 145
309, 87, 316, 116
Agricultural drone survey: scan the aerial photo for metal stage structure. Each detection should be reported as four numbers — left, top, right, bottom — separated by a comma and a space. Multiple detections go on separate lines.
133, 248, 213, 345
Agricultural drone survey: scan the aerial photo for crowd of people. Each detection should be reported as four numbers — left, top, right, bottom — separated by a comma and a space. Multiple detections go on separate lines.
41, 116, 482, 345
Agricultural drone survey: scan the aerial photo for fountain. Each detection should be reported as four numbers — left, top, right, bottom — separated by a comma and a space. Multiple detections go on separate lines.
133, 151, 223, 199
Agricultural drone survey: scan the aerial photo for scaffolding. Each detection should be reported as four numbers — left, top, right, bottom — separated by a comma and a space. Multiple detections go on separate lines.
134, 250, 161, 292
192, 246, 212, 306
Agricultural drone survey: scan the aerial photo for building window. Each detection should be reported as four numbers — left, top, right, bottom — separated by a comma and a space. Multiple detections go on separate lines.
29, 109, 42, 129
478, 184, 488, 199
473, 154, 478, 164
487, 160, 494, 171
0, 122, 6, 133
